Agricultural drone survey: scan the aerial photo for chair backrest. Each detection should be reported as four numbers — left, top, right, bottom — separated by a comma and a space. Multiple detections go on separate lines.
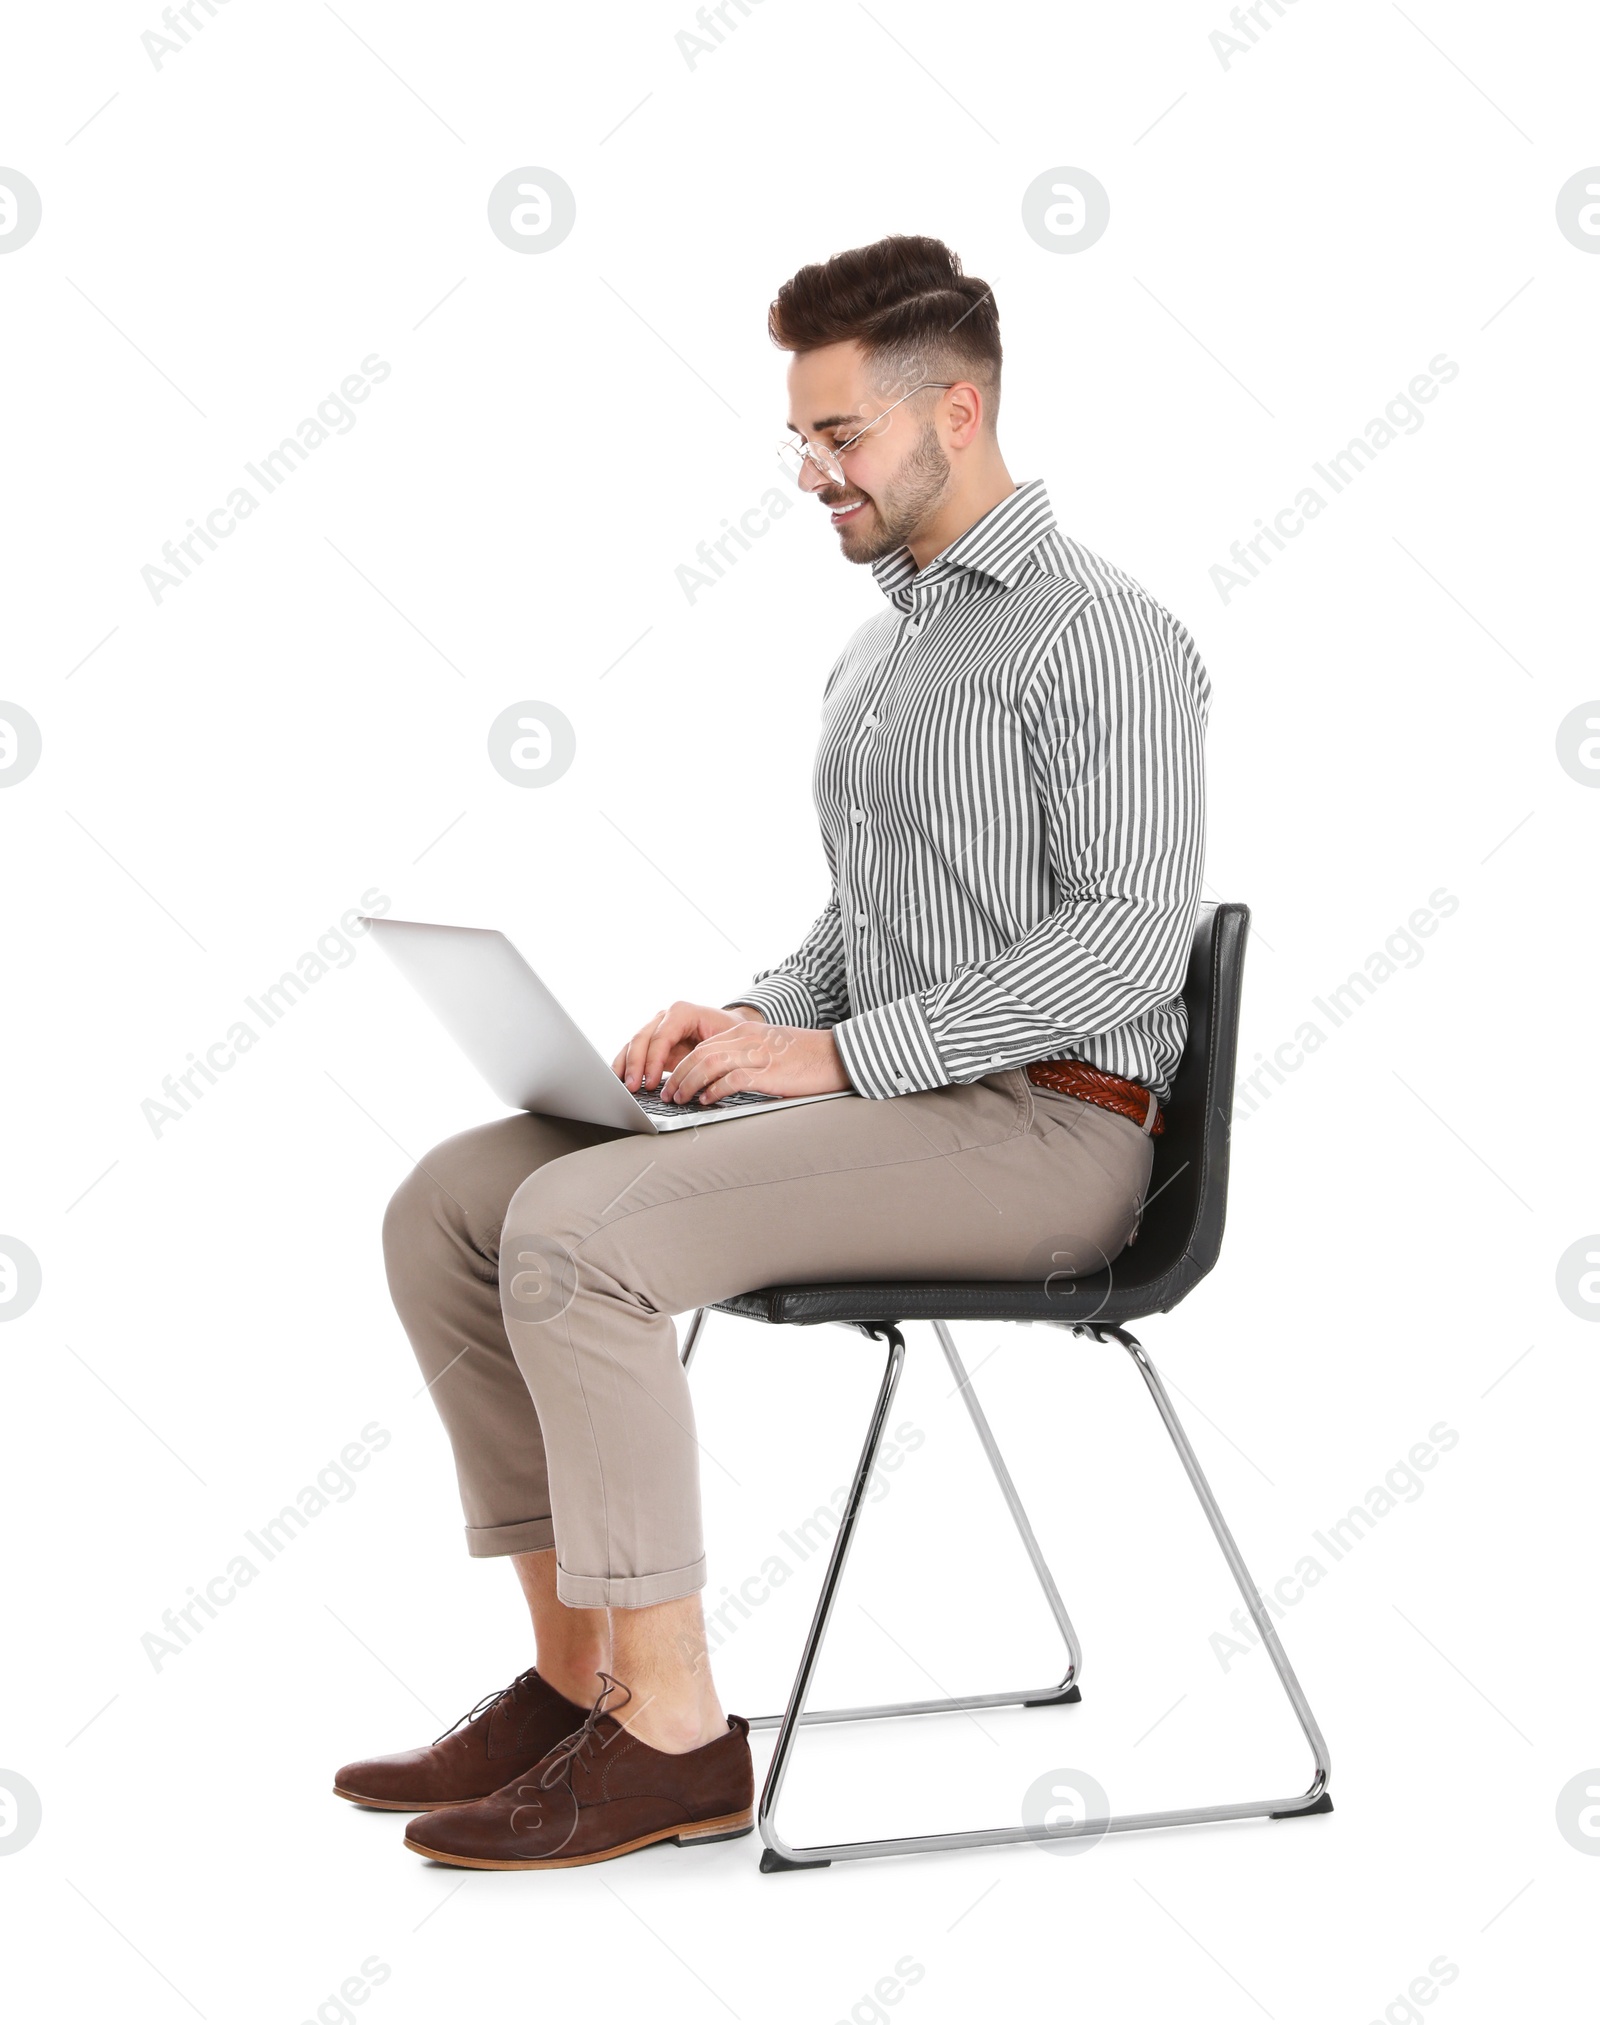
1109, 900, 1250, 1316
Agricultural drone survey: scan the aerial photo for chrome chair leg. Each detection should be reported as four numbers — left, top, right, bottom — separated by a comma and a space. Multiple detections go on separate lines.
931, 1319, 1082, 1702
757, 1321, 908, 1871
681, 1309, 1085, 1729
680, 1305, 711, 1372
1091, 1322, 1332, 1812
754, 1320, 1332, 1871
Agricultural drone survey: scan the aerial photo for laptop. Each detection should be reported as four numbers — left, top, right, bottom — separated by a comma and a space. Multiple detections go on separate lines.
362, 916, 856, 1135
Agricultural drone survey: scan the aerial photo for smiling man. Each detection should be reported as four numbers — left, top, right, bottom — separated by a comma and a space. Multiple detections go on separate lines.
341, 234, 1209, 1873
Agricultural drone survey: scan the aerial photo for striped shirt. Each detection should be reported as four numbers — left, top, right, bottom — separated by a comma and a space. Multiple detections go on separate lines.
735, 478, 1209, 1102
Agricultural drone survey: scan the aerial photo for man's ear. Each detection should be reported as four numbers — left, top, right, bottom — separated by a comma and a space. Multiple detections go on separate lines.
943, 380, 986, 447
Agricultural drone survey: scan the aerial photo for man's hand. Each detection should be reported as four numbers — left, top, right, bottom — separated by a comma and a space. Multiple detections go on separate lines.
612, 1001, 768, 1094
660, 1021, 851, 1107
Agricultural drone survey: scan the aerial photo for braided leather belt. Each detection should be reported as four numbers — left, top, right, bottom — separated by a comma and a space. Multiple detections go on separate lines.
1026, 1057, 1165, 1135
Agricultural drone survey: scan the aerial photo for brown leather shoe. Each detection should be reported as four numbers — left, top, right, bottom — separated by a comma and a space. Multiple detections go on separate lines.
333, 1668, 593, 1811
402, 1676, 754, 1869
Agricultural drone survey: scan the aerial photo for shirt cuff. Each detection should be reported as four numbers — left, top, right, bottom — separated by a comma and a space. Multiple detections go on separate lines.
723, 978, 817, 1029
831, 993, 950, 1099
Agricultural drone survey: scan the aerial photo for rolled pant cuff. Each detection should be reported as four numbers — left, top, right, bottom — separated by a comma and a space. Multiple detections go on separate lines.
465, 1515, 557, 1558
555, 1555, 707, 1610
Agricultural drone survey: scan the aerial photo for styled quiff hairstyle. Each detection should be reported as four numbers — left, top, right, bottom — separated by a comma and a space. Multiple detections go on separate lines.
768, 234, 1002, 429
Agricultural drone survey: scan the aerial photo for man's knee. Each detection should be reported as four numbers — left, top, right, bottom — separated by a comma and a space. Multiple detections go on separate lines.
500, 1165, 588, 1272
382, 1117, 533, 1271
499, 1161, 640, 1333
381, 1156, 444, 1266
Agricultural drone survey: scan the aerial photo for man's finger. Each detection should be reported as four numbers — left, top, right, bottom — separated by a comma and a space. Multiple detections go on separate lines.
639, 1009, 686, 1089
626, 1030, 659, 1088
660, 1054, 706, 1102
627, 1012, 672, 1093
616, 1011, 666, 1088
690, 1063, 754, 1106
678, 1040, 768, 1105
663, 1040, 726, 1104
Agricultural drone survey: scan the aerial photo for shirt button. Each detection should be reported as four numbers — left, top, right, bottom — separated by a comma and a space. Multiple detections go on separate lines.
850, 807, 865, 823
905, 616, 921, 636
862, 713, 878, 729
855, 912, 869, 927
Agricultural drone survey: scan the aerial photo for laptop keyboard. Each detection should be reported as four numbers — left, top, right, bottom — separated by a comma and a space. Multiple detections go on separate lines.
630, 1085, 779, 1119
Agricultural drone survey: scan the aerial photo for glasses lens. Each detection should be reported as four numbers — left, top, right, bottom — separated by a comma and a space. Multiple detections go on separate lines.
775, 438, 843, 488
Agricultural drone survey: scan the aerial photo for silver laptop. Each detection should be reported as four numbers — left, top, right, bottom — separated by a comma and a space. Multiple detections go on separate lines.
363, 917, 855, 1135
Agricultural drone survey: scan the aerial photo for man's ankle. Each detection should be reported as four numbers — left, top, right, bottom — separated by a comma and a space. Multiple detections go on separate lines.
537, 1659, 609, 1709
621, 1699, 726, 1756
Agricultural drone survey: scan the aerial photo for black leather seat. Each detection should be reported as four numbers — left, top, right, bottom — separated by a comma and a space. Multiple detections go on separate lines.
713, 899, 1248, 1330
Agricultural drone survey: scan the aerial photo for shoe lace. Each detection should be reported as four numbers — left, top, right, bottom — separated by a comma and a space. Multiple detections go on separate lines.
534, 1671, 632, 1791
430, 1666, 539, 1746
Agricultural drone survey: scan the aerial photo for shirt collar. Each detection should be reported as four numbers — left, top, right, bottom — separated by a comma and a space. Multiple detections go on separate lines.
870, 477, 1056, 612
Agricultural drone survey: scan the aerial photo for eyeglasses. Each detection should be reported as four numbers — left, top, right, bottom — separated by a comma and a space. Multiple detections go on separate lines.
776, 380, 953, 489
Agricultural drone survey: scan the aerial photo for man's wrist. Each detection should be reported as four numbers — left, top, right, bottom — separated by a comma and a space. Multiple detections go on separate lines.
725, 1003, 768, 1025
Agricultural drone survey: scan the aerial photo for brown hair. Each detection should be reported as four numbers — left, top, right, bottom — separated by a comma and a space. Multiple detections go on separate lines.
768, 234, 1002, 427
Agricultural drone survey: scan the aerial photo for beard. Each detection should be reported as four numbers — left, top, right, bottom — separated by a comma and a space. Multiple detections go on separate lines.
840, 422, 952, 562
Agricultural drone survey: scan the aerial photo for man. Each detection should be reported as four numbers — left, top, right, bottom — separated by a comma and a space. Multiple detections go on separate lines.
335, 233, 1209, 1870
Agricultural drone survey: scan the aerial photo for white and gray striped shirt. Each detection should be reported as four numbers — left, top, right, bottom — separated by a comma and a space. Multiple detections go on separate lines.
737, 478, 1209, 1102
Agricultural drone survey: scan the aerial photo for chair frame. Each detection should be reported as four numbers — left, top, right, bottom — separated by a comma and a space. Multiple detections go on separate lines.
680, 1305, 1332, 1872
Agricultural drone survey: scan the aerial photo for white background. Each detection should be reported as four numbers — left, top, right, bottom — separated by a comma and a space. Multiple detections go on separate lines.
2, 0, 1597, 2018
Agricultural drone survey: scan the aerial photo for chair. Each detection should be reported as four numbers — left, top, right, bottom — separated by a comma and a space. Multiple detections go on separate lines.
679, 900, 1333, 1870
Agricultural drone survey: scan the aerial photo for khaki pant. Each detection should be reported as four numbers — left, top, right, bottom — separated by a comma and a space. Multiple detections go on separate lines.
383, 1071, 1152, 1608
